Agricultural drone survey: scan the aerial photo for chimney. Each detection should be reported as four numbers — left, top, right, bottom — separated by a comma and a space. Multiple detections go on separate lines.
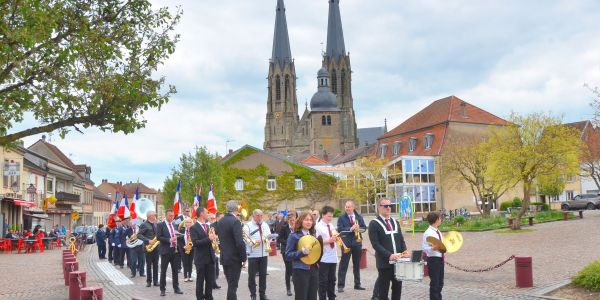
42, 135, 46, 141
229, 149, 233, 155
102, 179, 107, 183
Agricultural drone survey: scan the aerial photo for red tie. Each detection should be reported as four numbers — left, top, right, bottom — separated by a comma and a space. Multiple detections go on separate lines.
258, 223, 263, 239
350, 215, 354, 225
168, 222, 175, 247
385, 219, 392, 231
436, 229, 445, 261
327, 224, 334, 249
202, 223, 208, 234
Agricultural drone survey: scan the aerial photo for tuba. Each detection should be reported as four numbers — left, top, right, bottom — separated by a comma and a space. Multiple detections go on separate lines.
126, 233, 144, 248
135, 197, 155, 221
145, 237, 160, 252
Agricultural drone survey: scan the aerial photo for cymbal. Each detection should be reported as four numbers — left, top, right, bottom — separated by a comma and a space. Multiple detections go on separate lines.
297, 235, 321, 265
426, 236, 447, 253
444, 231, 463, 253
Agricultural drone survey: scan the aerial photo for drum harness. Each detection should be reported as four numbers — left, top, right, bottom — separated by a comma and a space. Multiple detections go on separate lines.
373, 217, 399, 258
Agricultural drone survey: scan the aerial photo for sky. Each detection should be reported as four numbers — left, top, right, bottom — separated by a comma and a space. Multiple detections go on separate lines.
13, 0, 600, 190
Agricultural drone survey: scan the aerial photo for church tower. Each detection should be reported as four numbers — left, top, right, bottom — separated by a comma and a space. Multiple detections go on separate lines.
264, 0, 300, 154
309, 68, 342, 158
322, 0, 358, 152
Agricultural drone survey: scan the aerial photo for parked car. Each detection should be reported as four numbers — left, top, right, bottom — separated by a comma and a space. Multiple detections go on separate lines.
73, 225, 96, 244
561, 194, 600, 210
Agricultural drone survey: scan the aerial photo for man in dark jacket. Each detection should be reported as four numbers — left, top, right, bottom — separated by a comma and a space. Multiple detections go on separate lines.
157, 210, 183, 296
337, 200, 367, 292
96, 224, 107, 259
110, 219, 122, 266
137, 210, 159, 287
216, 200, 247, 300
191, 206, 217, 300
368, 198, 408, 300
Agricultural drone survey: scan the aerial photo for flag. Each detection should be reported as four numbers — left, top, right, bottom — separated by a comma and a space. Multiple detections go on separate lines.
130, 186, 139, 220
191, 184, 201, 218
107, 192, 119, 229
207, 183, 217, 214
117, 193, 130, 220
173, 180, 181, 217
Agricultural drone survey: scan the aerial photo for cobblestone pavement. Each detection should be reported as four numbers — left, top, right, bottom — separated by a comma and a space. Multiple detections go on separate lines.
4, 211, 597, 299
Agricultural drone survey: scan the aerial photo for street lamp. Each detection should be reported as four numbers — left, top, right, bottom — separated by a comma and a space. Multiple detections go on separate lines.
10, 181, 19, 193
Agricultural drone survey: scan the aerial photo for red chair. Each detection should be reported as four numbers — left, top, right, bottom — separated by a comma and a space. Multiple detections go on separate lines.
16, 238, 24, 254
55, 237, 62, 250
4, 239, 13, 253
0, 238, 4, 252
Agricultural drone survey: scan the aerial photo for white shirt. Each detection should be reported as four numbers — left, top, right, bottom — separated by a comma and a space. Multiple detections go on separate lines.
165, 220, 177, 247
422, 225, 443, 258
315, 220, 338, 263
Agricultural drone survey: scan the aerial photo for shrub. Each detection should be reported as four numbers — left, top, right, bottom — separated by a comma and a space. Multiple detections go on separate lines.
500, 201, 512, 211
454, 215, 466, 225
512, 197, 523, 207
333, 209, 342, 218
531, 202, 550, 211
572, 260, 600, 292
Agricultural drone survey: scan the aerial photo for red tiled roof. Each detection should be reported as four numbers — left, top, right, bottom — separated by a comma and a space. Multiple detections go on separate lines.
122, 182, 158, 195
41, 140, 76, 168
378, 124, 448, 158
381, 96, 508, 139
300, 155, 328, 165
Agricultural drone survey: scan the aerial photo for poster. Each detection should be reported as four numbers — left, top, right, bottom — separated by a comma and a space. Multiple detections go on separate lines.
399, 195, 415, 236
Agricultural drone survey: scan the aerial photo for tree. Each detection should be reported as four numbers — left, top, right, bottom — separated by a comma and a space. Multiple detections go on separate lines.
303, 175, 336, 208
162, 147, 224, 210
441, 134, 518, 216
0, 1, 181, 146
587, 83, 600, 126
337, 157, 388, 213
488, 113, 582, 229
581, 128, 600, 190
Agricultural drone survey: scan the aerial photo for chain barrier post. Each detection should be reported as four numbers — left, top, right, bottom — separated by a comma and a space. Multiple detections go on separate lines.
515, 256, 533, 288
80, 287, 103, 300
64, 260, 78, 286
68, 271, 86, 300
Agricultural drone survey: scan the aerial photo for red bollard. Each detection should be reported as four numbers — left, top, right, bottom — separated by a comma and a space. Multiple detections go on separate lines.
80, 287, 103, 300
515, 256, 533, 288
269, 241, 277, 256
63, 250, 71, 256
68, 271, 86, 300
359, 248, 367, 269
64, 261, 78, 286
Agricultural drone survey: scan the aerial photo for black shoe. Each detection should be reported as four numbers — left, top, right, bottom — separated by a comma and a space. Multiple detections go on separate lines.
146, 282, 151, 287
174, 289, 183, 294
154, 283, 160, 287
140, 273, 145, 277
130, 274, 136, 278
214, 284, 221, 289
287, 289, 292, 296
160, 291, 166, 296
251, 296, 257, 300
260, 296, 270, 300
108, 260, 112, 263
354, 286, 366, 290
120, 265, 124, 269
338, 287, 344, 293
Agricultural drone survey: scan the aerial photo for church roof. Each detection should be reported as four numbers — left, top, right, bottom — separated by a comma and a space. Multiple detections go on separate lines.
310, 68, 339, 112
271, 0, 292, 66
357, 126, 385, 146
326, 0, 346, 60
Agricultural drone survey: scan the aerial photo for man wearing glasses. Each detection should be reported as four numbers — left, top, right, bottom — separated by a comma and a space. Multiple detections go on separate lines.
368, 198, 409, 300
337, 200, 367, 292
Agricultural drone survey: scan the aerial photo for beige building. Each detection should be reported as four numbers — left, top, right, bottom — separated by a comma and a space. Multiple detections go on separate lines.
1, 146, 28, 232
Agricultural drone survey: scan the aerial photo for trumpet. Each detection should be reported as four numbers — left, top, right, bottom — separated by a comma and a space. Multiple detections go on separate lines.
146, 237, 160, 252
184, 231, 193, 255
331, 229, 350, 254
243, 229, 259, 248
356, 230, 363, 243
263, 236, 272, 253
209, 227, 220, 255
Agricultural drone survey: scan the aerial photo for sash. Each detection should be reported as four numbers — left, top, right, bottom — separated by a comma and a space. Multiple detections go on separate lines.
373, 217, 398, 257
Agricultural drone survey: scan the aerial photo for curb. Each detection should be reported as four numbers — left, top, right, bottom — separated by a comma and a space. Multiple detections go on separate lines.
527, 279, 571, 299
80, 244, 133, 300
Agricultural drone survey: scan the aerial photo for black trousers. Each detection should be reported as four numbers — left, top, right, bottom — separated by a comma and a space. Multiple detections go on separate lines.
160, 251, 181, 292
215, 256, 219, 280
130, 248, 145, 276
248, 256, 268, 298
223, 262, 242, 300
372, 277, 380, 299
337, 245, 361, 288
108, 243, 114, 262
196, 262, 215, 300
427, 257, 444, 300
146, 250, 159, 284
284, 260, 293, 290
293, 267, 319, 300
318, 262, 336, 300
182, 251, 194, 279
377, 267, 402, 300
97, 242, 106, 258
113, 247, 121, 265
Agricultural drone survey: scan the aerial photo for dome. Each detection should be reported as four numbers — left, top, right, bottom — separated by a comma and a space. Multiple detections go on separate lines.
317, 67, 329, 77
310, 68, 339, 112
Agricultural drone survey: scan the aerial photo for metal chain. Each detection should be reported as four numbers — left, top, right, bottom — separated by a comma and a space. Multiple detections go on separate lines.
77, 273, 83, 288
445, 255, 516, 273
92, 290, 98, 300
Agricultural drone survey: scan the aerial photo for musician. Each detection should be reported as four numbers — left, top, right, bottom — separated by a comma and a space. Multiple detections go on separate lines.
191, 207, 217, 300
286, 211, 321, 300
422, 212, 444, 300
119, 217, 133, 269
107, 226, 114, 263
278, 211, 297, 296
96, 224, 107, 259
138, 210, 160, 287
111, 218, 122, 267
128, 222, 145, 278
178, 217, 194, 282
368, 198, 408, 300
244, 209, 272, 300
216, 200, 247, 300
316, 206, 338, 300
208, 213, 221, 289
157, 209, 184, 296
337, 200, 367, 292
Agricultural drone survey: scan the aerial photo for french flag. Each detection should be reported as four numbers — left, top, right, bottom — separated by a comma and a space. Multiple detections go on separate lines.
206, 183, 217, 214
107, 192, 119, 229
173, 180, 181, 217
130, 187, 139, 220
191, 184, 202, 218
117, 193, 130, 220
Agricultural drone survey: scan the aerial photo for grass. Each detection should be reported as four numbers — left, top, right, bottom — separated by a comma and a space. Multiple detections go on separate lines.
572, 261, 600, 292
412, 210, 572, 232
495, 228, 536, 234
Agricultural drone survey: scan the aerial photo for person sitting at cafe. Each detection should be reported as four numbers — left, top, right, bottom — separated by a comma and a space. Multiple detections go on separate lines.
4, 230, 13, 239
32, 225, 42, 236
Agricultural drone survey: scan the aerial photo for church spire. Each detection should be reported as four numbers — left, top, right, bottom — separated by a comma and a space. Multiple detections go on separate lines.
326, 0, 346, 60
271, 0, 292, 66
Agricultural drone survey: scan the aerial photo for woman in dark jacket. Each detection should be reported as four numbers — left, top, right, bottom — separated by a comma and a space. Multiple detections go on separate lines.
278, 211, 297, 296
285, 211, 321, 300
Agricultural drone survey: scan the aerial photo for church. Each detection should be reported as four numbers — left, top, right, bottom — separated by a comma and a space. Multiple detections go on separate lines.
263, 0, 375, 162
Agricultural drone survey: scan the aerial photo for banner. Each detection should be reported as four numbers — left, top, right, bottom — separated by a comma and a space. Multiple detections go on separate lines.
399, 195, 415, 236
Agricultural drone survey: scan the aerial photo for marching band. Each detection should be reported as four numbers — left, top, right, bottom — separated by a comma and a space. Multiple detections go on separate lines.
96, 196, 438, 300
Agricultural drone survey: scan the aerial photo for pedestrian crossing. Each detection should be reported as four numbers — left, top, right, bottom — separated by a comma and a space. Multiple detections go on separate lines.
166, 265, 282, 282
96, 261, 134, 285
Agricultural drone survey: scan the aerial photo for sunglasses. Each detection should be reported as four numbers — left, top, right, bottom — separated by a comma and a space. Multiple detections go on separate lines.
379, 204, 392, 209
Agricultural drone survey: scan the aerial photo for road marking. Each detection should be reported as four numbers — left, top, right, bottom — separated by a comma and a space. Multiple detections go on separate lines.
165, 265, 282, 281
96, 262, 134, 285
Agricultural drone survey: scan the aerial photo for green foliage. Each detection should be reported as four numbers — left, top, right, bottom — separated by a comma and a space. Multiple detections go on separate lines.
530, 202, 549, 211
334, 209, 342, 217
573, 261, 600, 292
0, 1, 182, 145
453, 215, 466, 225
500, 201, 512, 211
336, 157, 387, 206
512, 197, 523, 207
495, 229, 536, 234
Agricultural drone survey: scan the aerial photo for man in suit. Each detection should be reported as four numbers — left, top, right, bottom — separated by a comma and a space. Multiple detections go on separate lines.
216, 200, 247, 300
337, 200, 367, 292
111, 219, 122, 267
368, 198, 408, 300
157, 209, 184, 296
137, 210, 160, 287
96, 224, 107, 259
191, 206, 217, 300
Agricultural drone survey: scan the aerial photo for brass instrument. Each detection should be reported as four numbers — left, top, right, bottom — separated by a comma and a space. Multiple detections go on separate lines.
126, 233, 143, 248
243, 228, 259, 248
331, 229, 350, 254
146, 237, 160, 252
209, 227, 220, 255
355, 227, 363, 243
184, 231, 193, 255
263, 236, 272, 253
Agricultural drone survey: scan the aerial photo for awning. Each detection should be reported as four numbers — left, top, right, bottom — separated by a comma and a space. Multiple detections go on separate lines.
3, 198, 36, 207
24, 213, 50, 219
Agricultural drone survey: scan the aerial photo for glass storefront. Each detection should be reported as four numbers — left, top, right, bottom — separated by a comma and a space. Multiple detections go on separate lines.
388, 158, 437, 213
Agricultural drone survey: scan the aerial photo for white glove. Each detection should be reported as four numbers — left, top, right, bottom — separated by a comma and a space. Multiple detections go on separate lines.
111, 243, 115, 246
301, 247, 309, 255
118, 244, 121, 247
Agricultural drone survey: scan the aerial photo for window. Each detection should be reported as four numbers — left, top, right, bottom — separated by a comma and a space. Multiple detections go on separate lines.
46, 178, 54, 193
341, 69, 346, 95
408, 138, 417, 152
267, 177, 277, 191
424, 134, 434, 149
326, 115, 332, 125
284, 75, 290, 99
2, 160, 20, 190
295, 178, 303, 190
392, 141, 401, 156
275, 75, 281, 100
235, 178, 244, 191
379, 144, 388, 159
331, 69, 337, 94
322, 116, 327, 125
566, 190, 574, 200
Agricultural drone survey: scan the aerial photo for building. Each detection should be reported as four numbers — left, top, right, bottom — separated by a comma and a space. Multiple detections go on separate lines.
263, 0, 358, 161
96, 180, 125, 203
93, 187, 111, 225
1, 146, 30, 234
375, 96, 521, 214
22, 149, 49, 229
122, 181, 159, 209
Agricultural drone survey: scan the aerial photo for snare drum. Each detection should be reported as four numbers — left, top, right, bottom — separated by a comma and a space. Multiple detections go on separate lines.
390, 258, 426, 282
